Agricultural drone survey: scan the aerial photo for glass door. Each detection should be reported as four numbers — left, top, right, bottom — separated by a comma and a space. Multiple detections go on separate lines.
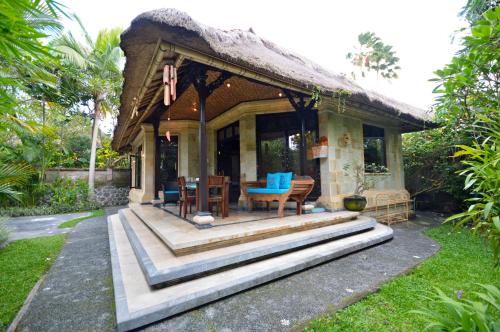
217, 121, 240, 202
159, 136, 178, 184
256, 112, 321, 199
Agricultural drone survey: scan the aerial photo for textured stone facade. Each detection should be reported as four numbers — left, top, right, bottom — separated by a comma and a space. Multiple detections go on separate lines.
95, 186, 130, 207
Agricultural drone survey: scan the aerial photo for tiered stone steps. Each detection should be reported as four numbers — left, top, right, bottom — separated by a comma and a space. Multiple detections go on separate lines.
120, 208, 378, 286
108, 206, 393, 331
129, 203, 360, 255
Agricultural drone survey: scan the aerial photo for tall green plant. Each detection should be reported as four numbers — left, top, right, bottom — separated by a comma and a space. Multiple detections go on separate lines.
0, 0, 66, 116
411, 284, 500, 331
0, 162, 36, 203
447, 113, 500, 264
54, 18, 123, 198
433, 6, 500, 264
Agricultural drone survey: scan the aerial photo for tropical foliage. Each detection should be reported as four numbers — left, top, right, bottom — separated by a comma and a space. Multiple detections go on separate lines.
0, 0, 65, 117
432, 6, 499, 264
0, 162, 35, 204
411, 284, 500, 332
55, 20, 123, 197
346, 32, 401, 80
0, 1, 125, 216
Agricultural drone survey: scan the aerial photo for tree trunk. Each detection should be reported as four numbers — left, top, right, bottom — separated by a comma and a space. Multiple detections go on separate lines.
88, 102, 100, 199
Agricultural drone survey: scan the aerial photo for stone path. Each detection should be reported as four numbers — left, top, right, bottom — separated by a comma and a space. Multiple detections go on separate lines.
15, 207, 120, 332
15, 210, 442, 332
5, 211, 92, 241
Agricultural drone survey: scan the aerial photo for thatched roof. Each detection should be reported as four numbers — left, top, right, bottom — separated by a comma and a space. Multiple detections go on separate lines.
113, 8, 434, 150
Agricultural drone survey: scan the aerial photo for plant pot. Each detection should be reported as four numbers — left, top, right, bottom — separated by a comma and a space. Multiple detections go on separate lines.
343, 195, 367, 211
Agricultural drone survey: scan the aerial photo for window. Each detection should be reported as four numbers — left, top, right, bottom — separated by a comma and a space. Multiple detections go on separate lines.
363, 124, 387, 173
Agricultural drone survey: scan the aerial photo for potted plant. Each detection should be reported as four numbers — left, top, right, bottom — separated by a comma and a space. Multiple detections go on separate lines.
342, 162, 388, 211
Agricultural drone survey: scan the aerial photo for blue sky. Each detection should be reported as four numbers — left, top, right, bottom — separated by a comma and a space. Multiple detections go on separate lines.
60, 0, 466, 116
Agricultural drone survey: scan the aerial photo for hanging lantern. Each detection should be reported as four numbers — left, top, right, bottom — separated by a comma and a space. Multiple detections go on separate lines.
163, 64, 177, 106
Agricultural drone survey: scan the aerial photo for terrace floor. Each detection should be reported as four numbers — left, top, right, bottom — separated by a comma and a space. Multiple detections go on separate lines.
162, 203, 300, 226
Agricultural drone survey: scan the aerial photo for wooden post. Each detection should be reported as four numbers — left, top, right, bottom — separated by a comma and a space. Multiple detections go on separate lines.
283, 90, 316, 177
195, 72, 209, 213
193, 65, 232, 215
298, 110, 307, 176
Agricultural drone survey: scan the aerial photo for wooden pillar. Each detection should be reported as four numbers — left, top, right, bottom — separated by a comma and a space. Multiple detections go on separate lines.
192, 66, 231, 216
194, 71, 209, 213
284, 90, 316, 177
298, 111, 307, 176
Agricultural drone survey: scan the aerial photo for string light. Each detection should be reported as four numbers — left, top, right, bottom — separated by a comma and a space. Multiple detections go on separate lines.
278, 92, 283, 97
226, 82, 231, 88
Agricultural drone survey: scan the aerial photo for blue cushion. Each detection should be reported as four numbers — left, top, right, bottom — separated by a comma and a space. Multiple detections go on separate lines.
266, 173, 280, 189
164, 190, 179, 194
247, 188, 289, 195
278, 172, 293, 189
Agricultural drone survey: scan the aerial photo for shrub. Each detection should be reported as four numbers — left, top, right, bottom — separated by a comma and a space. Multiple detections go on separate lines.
0, 201, 101, 217
33, 177, 90, 207
411, 284, 500, 331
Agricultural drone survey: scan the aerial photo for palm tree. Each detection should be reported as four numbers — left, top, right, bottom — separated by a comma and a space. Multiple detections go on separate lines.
55, 18, 123, 198
0, 162, 35, 203
346, 32, 400, 81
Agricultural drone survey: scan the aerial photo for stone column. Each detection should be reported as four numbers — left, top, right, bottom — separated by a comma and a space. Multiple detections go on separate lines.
238, 114, 257, 207
141, 123, 155, 202
317, 110, 364, 210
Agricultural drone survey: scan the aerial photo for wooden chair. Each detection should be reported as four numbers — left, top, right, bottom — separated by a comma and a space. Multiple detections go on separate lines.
208, 175, 225, 217
195, 176, 229, 218
241, 176, 315, 218
178, 176, 195, 218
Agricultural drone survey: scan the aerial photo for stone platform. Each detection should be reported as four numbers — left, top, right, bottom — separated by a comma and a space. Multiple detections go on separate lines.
120, 208, 377, 286
108, 213, 393, 331
129, 204, 359, 255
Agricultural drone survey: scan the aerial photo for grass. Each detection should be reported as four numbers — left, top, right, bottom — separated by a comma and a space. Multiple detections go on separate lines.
0, 235, 66, 331
304, 224, 499, 332
57, 209, 105, 229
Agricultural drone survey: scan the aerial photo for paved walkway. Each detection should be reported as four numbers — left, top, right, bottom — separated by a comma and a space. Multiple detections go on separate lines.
15, 210, 441, 332
6, 212, 92, 241
15, 207, 120, 332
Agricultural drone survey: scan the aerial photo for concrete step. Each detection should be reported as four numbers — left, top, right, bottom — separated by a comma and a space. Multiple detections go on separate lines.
119, 208, 377, 286
129, 203, 360, 255
108, 214, 393, 332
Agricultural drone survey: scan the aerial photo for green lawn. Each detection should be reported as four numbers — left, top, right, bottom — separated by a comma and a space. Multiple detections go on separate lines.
0, 235, 66, 331
304, 224, 499, 332
57, 209, 105, 229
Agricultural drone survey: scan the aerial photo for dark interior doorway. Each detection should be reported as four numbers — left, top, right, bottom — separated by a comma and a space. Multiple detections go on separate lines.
217, 121, 240, 203
159, 136, 179, 184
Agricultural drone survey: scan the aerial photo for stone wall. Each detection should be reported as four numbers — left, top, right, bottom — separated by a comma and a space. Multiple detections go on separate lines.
317, 104, 408, 210
95, 186, 130, 207
45, 168, 130, 187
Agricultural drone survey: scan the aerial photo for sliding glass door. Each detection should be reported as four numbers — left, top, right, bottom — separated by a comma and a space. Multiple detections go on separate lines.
256, 112, 321, 199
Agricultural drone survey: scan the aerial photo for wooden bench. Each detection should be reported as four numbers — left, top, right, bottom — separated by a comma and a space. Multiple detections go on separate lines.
241, 176, 315, 218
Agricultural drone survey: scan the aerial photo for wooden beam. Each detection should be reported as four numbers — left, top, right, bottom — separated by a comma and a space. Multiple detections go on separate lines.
161, 42, 310, 95
117, 39, 166, 149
